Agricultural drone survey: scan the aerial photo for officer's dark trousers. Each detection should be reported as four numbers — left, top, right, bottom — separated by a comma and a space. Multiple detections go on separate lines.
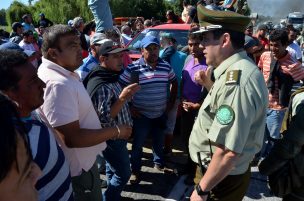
194, 166, 251, 201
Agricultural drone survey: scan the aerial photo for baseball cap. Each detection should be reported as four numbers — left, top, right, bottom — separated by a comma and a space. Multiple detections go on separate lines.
90, 32, 106, 45
72, 17, 84, 28
39, 13, 45, 17
12, 22, 22, 31
0, 42, 35, 56
140, 35, 160, 48
98, 39, 128, 55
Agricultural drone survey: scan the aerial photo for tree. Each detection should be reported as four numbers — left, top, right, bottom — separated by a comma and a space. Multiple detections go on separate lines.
6, 1, 31, 26
32, 0, 93, 24
110, 0, 180, 21
0, 9, 7, 26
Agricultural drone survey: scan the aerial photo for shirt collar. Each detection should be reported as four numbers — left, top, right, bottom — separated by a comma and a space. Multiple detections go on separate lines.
88, 53, 99, 63
213, 51, 247, 80
138, 56, 162, 66
41, 57, 81, 80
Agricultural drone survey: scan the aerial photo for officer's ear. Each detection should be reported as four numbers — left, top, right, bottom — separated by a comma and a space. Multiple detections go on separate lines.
221, 33, 230, 48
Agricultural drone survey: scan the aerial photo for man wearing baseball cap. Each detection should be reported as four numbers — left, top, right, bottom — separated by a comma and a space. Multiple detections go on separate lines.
188, 5, 268, 201
9, 22, 23, 44
119, 35, 178, 184
83, 39, 140, 201
75, 32, 107, 80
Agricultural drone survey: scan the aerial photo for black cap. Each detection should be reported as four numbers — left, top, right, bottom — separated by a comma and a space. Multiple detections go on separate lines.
12, 22, 22, 31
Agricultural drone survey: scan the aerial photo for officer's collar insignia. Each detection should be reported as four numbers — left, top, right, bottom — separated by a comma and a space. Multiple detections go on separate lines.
225, 70, 240, 85
216, 105, 234, 125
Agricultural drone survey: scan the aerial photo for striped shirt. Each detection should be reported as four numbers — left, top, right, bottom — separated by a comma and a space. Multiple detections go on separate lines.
23, 112, 73, 201
75, 53, 99, 81
258, 51, 304, 109
91, 82, 133, 127
119, 57, 176, 118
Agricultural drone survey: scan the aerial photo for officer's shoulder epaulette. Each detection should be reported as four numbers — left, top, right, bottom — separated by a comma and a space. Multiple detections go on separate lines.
225, 70, 241, 85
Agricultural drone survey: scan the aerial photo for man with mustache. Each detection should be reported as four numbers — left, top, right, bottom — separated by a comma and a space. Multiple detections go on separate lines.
119, 35, 178, 184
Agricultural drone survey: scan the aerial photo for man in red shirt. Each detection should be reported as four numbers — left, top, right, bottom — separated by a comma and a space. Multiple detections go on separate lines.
258, 29, 304, 159
255, 24, 270, 63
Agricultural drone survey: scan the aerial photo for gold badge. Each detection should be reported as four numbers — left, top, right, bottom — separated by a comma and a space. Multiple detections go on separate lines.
225, 70, 240, 85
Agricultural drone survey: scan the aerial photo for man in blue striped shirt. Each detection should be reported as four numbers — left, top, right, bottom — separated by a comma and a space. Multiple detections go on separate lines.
0, 50, 73, 201
119, 35, 178, 184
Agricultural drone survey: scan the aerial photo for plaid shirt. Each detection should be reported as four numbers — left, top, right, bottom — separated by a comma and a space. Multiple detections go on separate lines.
91, 81, 132, 127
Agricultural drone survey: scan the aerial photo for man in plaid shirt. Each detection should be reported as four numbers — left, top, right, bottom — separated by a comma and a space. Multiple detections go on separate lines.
83, 38, 139, 201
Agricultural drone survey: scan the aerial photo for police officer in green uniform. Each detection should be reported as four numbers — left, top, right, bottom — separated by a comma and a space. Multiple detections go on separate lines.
189, 5, 268, 201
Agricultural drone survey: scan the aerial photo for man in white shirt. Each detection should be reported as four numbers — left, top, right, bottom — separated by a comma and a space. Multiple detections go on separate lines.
286, 27, 302, 63
38, 24, 132, 201
19, 30, 39, 68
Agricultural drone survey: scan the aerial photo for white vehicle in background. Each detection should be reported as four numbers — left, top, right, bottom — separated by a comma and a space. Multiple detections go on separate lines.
287, 12, 304, 31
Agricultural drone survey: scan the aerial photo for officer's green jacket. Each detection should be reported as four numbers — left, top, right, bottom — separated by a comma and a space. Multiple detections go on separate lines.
189, 51, 268, 175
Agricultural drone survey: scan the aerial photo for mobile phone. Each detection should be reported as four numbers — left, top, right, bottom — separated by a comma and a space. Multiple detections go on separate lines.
130, 71, 139, 84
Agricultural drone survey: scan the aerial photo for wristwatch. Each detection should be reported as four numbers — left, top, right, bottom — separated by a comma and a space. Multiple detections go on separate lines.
195, 184, 210, 196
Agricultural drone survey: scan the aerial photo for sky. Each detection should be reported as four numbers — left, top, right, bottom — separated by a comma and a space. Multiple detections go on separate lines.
1, 0, 34, 9
248, 0, 304, 18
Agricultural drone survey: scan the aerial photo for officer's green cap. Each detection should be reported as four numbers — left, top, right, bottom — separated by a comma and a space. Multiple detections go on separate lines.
195, 4, 251, 33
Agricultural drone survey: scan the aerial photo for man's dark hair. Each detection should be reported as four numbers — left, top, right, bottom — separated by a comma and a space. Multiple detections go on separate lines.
269, 29, 289, 46
0, 50, 28, 91
104, 29, 120, 41
83, 21, 96, 35
41, 24, 78, 58
23, 30, 33, 37
287, 26, 296, 33
188, 28, 203, 41
0, 93, 29, 182
212, 29, 245, 49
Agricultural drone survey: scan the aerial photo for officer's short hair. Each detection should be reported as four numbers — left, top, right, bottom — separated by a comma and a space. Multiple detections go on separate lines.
212, 29, 245, 50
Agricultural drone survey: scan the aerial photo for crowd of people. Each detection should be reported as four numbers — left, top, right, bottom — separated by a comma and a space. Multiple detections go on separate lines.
0, 0, 304, 201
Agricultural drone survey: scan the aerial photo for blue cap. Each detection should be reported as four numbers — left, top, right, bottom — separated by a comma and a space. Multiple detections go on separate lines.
39, 13, 45, 16
0, 42, 35, 56
140, 35, 159, 48
67, 20, 73, 27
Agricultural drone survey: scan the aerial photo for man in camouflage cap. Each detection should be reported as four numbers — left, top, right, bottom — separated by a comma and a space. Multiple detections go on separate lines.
188, 5, 268, 201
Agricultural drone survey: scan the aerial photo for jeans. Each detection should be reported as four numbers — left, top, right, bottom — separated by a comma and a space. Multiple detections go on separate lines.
102, 139, 131, 201
260, 109, 286, 158
131, 115, 166, 173
88, 0, 113, 32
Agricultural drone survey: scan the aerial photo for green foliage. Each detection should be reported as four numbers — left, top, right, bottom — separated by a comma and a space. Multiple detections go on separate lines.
0, 9, 7, 26
109, 0, 190, 21
6, 1, 31, 26
5, 0, 194, 27
32, 0, 93, 24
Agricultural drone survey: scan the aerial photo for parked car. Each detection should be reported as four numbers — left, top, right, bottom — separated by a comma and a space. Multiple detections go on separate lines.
127, 23, 191, 60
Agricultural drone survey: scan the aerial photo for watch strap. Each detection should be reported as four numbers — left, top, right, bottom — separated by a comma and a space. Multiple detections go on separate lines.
195, 184, 210, 196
